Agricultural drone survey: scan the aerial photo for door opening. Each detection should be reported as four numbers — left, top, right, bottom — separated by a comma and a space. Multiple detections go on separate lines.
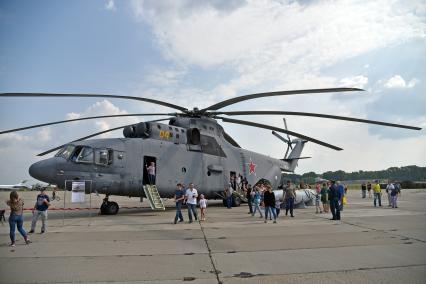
143, 156, 157, 185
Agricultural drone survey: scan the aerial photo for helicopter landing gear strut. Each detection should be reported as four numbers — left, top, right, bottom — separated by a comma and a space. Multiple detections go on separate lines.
100, 195, 119, 215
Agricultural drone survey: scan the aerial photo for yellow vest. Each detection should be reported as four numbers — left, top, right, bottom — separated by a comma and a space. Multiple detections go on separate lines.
373, 184, 381, 193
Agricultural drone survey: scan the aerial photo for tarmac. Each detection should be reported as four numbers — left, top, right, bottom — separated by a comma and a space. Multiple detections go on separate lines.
0, 188, 425, 283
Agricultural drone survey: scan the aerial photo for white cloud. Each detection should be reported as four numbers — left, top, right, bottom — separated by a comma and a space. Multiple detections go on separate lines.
65, 100, 140, 138
36, 127, 51, 142
340, 75, 369, 89
384, 75, 419, 89
66, 112, 81, 120
145, 67, 187, 87
105, 0, 116, 11
132, 0, 426, 104
0, 133, 30, 147
133, 1, 425, 68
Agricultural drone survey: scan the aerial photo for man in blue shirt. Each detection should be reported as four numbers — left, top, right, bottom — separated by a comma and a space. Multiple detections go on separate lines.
29, 187, 50, 234
337, 181, 345, 211
173, 183, 185, 224
328, 181, 341, 220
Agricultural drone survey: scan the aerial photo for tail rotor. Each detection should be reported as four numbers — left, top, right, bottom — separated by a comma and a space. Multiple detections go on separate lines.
272, 118, 295, 159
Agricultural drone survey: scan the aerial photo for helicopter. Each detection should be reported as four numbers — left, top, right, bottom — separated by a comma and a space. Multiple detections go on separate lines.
0, 88, 421, 214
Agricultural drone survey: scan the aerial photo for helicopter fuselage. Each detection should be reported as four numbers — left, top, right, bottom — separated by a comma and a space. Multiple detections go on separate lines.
29, 119, 304, 199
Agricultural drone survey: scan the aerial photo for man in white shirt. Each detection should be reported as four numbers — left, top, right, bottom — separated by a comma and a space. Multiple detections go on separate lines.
386, 182, 395, 207
185, 183, 198, 223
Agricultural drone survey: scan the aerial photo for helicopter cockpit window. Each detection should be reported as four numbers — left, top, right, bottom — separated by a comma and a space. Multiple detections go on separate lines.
200, 135, 226, 157
75, 147, 93, 163
55, 145, 75, 159
95, 149, 113, 166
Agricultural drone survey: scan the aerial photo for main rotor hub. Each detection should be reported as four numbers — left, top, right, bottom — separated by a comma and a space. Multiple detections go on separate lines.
185, 107, 205, 117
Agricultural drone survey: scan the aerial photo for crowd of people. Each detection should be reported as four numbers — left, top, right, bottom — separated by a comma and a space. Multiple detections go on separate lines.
5, 177, 404, 247
173, 182, 208, 224
171, 178, 363, 226
361, 180, 402, 208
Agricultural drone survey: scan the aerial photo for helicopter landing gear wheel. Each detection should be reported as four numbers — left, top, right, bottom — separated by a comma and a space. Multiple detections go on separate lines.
100, 196, 119, 215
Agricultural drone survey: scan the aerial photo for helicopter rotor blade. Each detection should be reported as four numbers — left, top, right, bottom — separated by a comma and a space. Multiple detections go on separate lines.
272, 130, 291, 159
223, 131, 241, 148
282, 118, 292, 147
0, 93, 188, 112
0, 113, 175, 135
272, 130, 290, 144
213, 111, 421, 131
218, 117, 343, 151
201, 87, 363, 112
36, 118, 173, 157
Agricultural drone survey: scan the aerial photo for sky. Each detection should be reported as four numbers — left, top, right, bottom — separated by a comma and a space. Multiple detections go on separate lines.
0, 0, 425, 184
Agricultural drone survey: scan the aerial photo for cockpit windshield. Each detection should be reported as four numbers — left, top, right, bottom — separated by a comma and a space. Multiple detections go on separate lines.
55, 145, 75, 159
75, 147, 93, 163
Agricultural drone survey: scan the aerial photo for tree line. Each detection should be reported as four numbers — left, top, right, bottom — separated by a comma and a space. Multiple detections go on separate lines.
282, 165, 426, 185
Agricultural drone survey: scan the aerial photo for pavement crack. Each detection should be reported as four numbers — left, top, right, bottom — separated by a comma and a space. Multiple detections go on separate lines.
198, 221, 222, 284
222, 264, 426, 280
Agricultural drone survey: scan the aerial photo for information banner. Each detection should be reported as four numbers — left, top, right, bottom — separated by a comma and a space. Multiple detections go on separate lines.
71, 181, 86, 203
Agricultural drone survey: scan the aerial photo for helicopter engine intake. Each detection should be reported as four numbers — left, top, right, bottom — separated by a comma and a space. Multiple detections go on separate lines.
187, 128, 200, 145
123, 122, 150, 138
123, 125, 136, 138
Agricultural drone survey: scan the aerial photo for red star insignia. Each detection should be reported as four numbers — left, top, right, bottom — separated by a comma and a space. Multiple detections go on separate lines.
248, 159, 256, 175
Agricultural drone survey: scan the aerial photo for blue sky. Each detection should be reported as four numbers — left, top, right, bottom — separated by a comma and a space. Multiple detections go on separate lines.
0, 0, 425, 184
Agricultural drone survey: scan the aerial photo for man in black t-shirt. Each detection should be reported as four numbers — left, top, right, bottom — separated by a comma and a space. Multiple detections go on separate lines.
246, 184, 253, 214
263, 186, 277, 223
361, 182, 367, 198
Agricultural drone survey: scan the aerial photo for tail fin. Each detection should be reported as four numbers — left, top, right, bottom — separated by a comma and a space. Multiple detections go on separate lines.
284, 139, 307, 172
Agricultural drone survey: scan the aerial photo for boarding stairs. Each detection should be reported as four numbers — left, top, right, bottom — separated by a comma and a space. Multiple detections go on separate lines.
143, 185, 165, 210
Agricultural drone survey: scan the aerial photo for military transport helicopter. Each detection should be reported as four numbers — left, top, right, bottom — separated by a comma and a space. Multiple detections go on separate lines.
0, 88, 421, 214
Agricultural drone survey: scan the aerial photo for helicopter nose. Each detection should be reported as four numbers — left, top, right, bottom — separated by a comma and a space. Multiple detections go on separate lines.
29, 159, 57, 183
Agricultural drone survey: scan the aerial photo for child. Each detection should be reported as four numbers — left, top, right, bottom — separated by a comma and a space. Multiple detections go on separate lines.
275, 198, 282, 217
6, 191, 30, 247
199, 194, 207, 221
315, 183, 322, 214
